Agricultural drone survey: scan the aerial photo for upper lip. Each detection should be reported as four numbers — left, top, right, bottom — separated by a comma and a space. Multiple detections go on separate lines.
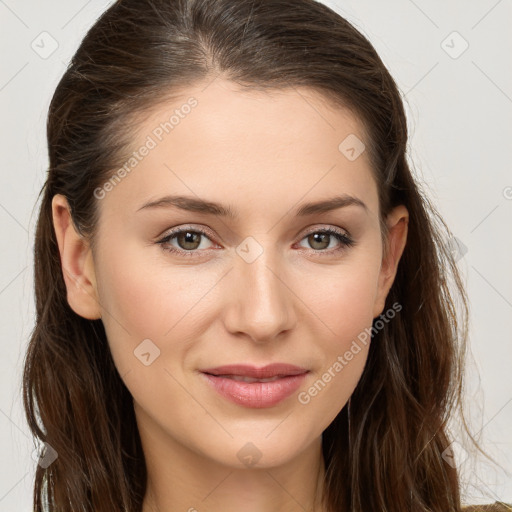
200, 363, 309, 379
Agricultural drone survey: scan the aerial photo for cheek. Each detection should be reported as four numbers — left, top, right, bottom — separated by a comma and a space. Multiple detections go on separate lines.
296, 257, 381, 336
94, 241, 229, 380
95, 239, 205, 334
291, 257, 380, 414
295, 281, 374, 430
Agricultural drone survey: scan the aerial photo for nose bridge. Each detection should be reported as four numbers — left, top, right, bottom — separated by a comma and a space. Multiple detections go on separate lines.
224, 235, 296, 342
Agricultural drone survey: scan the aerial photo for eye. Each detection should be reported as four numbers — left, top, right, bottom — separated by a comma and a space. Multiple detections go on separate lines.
157, 226, 216, 256
156, 225, 355, 258
296, 227, 355, 256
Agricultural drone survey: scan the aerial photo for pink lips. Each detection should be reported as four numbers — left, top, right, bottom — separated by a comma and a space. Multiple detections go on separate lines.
200, 363, 309, 408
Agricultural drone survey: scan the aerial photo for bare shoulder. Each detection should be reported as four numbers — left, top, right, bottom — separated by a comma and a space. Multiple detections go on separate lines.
462, 503, 512, 511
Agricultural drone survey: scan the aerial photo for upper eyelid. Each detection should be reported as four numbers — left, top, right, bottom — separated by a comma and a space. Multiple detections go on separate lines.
158, 225, 216, 243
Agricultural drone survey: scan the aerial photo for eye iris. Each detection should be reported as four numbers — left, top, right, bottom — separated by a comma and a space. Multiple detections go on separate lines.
178, 231, 202, 250
308, 232, 330, 250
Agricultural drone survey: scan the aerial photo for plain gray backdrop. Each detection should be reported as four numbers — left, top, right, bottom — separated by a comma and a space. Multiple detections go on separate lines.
1, 0, 511, 509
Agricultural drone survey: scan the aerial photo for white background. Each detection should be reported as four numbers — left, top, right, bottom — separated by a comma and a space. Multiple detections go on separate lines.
0, 0, 511, 509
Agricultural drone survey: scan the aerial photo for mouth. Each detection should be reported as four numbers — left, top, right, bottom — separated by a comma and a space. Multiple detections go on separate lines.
199, 363, 310, 408
200, 363, 309, 380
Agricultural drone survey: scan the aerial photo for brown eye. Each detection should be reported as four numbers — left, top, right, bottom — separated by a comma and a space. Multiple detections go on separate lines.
175, 231, 202, 250
298, 228, 355, 255
157, 227, 215, 256
306, 232, 331, 250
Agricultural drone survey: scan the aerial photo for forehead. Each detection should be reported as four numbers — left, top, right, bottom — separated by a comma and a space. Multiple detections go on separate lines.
98, 78, 378, 219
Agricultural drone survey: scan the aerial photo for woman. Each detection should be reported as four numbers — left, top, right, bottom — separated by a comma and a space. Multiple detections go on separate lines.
22, 0, 510, 510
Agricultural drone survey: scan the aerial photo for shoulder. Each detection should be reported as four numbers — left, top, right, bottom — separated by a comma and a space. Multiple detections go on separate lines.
462, 503, 512, 511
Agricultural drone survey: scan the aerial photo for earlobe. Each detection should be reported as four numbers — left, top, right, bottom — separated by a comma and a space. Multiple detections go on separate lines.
373, 205, 409, 318
51, 194, 102, 320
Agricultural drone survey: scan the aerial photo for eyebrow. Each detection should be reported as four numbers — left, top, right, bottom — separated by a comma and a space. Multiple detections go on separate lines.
137, 193, 368, 218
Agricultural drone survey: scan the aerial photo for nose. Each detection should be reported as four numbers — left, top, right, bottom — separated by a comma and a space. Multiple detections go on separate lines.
222, 243, 297, 344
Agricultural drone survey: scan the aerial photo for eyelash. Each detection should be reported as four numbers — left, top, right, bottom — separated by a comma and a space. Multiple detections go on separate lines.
156, 225, 355, 258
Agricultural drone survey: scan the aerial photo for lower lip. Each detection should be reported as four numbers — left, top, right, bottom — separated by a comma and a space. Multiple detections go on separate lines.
201, 372, 308, 408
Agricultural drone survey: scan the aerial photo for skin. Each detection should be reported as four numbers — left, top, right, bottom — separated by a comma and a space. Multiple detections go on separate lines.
52, 77, 408, 512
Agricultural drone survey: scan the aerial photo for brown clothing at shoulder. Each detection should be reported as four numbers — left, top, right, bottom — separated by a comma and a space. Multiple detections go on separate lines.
462, 503, 512, 512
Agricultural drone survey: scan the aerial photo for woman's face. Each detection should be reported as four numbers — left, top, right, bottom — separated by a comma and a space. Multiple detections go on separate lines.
55, 78, 407, 470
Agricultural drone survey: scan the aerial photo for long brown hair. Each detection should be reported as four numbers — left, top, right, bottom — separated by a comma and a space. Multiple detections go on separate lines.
23, 0, 474, 510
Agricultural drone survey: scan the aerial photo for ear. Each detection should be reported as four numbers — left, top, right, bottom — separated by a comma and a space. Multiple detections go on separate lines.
373, 204, 409, 318
51, 194, 101, 320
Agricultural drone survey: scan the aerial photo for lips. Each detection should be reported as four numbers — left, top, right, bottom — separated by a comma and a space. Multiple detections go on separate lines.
199, 363, 310, 408
200, 363, 309, 380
